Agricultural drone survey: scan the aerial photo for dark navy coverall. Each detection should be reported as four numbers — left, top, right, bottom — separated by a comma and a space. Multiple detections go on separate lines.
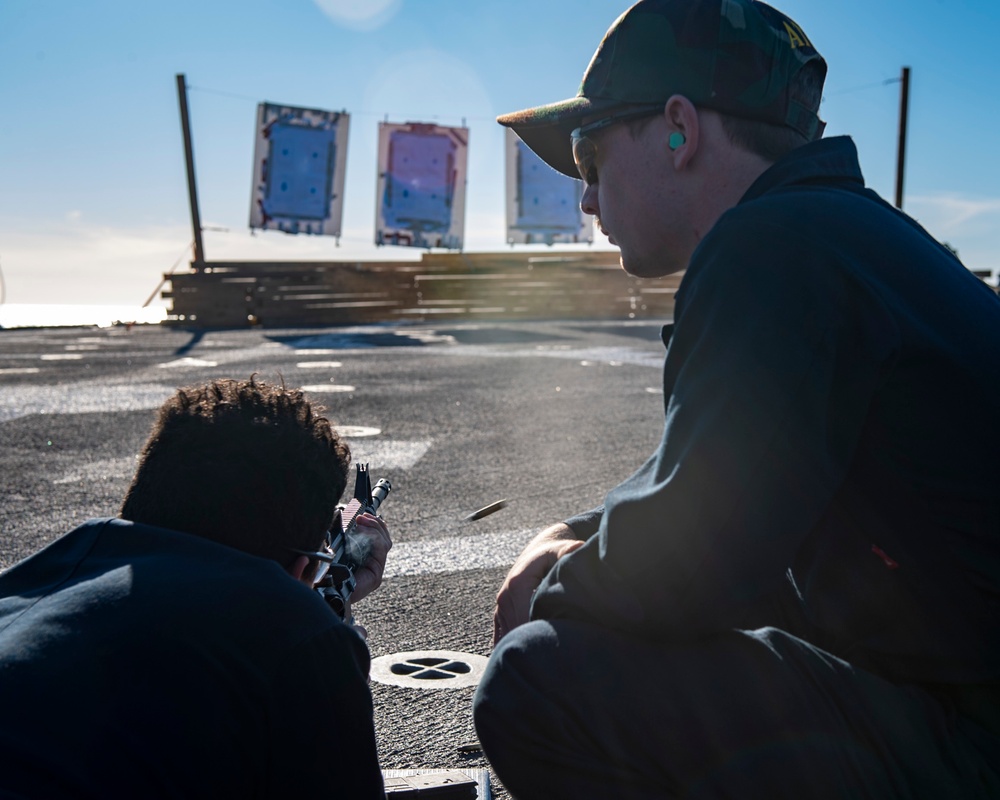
0, 518, 385, 799
474, 137, 1000, 799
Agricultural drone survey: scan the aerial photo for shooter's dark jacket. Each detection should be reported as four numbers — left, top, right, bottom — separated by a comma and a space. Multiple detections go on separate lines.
536, 136, 1000, 687
0, 518, 384, 799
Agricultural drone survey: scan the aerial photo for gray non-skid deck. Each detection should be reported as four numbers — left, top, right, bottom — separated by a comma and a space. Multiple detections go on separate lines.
0, 318, 670, 797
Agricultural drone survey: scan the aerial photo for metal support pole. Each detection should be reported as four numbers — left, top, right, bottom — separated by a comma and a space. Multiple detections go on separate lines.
176, 73, 206, 268
894, 66, 911, 211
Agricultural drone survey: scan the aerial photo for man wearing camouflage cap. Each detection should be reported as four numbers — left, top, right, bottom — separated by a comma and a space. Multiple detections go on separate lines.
473, 0, 1000, 797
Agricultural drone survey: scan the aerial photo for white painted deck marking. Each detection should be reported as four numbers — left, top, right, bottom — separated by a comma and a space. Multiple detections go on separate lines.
0, 382, 175, 423
339, 426, 381, 438
40, 354, 83, 361
384, 529, 536, 578
347, 440, 431, 471
157, 357, 219, 368
293, 348, 342, 355
295, 361, 343, 369
418, 343, 663, 368
301, 384, 355, 393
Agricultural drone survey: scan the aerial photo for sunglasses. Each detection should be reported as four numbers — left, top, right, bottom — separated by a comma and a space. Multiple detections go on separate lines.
290, 531, 338, 587
289, 509, 345, 587
570, 104, 664, 184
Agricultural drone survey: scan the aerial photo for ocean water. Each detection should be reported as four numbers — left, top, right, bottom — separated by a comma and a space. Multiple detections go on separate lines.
0, 304, 169, 330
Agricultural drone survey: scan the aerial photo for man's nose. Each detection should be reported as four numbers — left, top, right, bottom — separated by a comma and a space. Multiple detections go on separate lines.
580, 182, 599, 217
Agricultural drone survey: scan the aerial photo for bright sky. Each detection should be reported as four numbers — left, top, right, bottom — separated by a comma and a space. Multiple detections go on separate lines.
1, 0, 997, 306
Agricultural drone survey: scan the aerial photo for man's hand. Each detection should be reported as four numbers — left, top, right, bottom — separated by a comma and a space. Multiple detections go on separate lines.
351, 513, 392, 603
493, 523, 585, 645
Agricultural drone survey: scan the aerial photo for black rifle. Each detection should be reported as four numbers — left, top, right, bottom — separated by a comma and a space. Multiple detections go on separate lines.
317, 463, 391, 620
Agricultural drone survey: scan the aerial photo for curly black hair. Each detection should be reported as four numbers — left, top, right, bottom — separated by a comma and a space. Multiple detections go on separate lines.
120, 377, 351, 565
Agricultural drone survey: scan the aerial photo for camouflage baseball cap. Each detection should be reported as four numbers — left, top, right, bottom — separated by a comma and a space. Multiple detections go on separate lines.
498, 0, 827, 178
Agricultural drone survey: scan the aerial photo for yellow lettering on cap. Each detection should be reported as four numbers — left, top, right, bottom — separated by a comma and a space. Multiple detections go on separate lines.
782, 20, 812, 49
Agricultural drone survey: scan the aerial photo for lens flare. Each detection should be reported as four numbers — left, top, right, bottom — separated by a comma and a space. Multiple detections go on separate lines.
313, 0, 403, 31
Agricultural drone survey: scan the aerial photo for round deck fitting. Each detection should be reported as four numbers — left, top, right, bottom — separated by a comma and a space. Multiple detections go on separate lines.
370, 650, 489, 689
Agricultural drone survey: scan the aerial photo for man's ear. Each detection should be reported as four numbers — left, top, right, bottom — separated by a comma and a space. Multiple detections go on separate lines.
286, 554, 312, 585
663, 94, 699, 169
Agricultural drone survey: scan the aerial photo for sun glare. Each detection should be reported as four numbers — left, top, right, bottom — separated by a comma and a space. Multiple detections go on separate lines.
313, 0, 403, 31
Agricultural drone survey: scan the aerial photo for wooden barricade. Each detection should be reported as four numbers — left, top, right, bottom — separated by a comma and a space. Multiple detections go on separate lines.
162, 251, 682, 328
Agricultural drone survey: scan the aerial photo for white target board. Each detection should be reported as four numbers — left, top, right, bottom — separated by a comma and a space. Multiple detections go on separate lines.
249, 103, 349, 238
375, 121, 468, 250
505, 128, 592, 245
